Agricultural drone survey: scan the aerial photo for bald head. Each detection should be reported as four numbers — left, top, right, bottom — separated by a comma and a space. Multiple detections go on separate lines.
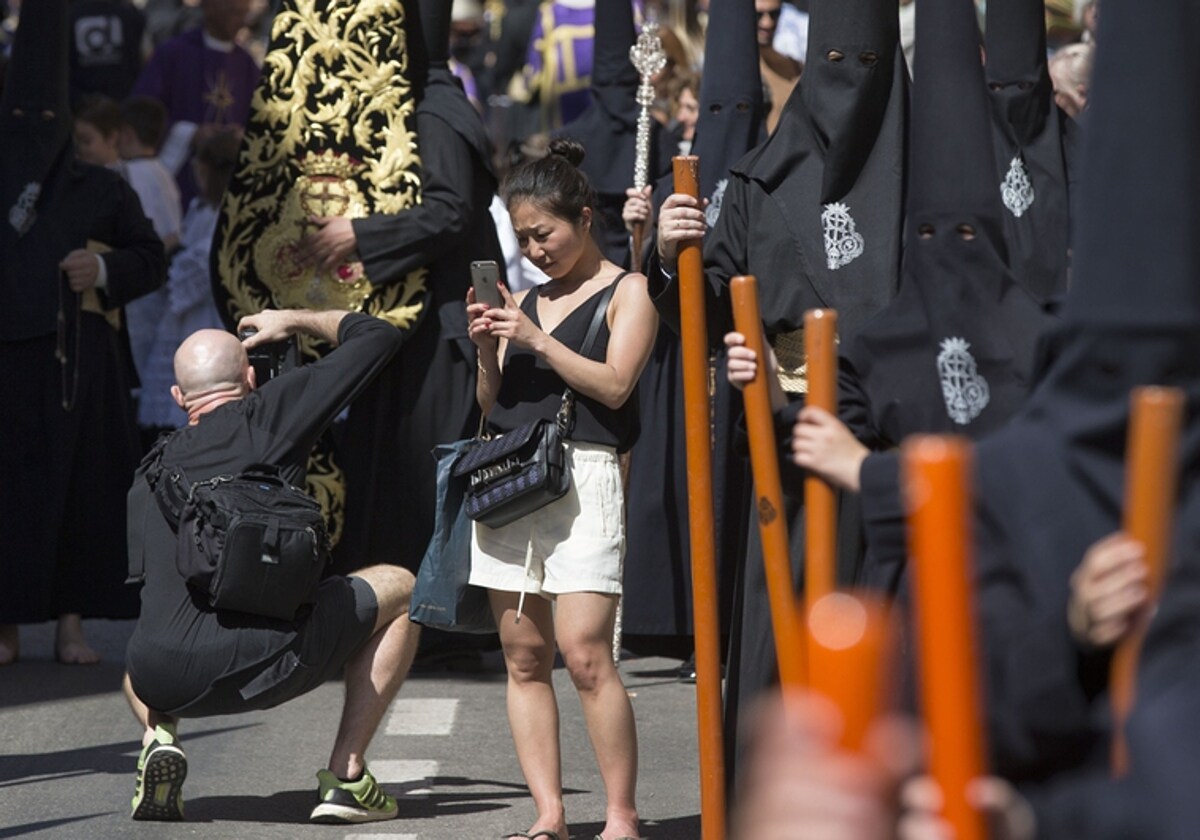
174, 329, 251, 396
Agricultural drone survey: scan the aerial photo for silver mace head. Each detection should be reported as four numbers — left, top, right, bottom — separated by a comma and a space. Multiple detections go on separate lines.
630, 20, 668, 103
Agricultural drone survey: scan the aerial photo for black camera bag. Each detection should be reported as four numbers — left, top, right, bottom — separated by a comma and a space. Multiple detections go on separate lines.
172, 468, 330, 620
131, 442, 330, 621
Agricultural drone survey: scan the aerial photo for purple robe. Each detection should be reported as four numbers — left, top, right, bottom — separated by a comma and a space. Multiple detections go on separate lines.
132, 27, 260, 204
514, 0, 595, 130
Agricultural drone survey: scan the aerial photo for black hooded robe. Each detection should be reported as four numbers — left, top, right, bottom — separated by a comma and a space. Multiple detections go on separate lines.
333, 71, 505, 575
0, 160, 165, 623
621, 0, 764, 643
869, 0, 1200, 790
647, 0, 909, 789
985, 0, 1079, 304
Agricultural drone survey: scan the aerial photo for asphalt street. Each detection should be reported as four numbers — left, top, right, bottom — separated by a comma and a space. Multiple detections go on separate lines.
0, 620, 704, 840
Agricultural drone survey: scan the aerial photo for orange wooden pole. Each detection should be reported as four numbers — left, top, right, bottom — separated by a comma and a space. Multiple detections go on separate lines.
804, 309, 839, 608
1110, 386, 1185, 777
731, 275, 807, 692
903, 436, 989, 840
805, 592, 891, 751
673, 155, 726, 840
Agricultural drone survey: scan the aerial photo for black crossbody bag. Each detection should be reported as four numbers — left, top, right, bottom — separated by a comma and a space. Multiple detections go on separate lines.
129, 437, 330, 621
454, 277, 621, 528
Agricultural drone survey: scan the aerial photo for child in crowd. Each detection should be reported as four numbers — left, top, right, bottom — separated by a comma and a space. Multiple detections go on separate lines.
119, 97, 183, 253
667, 71, 700, 156
74, 95, 183, 412
117, 97, 184, 406
136, 127, 239, 439
72, 95, 123, 169
74, 96, 181, 249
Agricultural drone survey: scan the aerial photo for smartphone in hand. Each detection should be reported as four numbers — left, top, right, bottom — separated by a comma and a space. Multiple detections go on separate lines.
470, 260, 502, 308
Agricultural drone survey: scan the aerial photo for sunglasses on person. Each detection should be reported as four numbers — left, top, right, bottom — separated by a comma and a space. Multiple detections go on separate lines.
757, 7, 783, 21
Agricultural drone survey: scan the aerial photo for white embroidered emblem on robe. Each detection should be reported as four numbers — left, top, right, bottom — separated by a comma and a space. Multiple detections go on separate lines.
821, 201, 865, 270
1001, 155, 1035, 218
8, 182, 40, 236
938, 337, 990, 425
705, 178, 728, 229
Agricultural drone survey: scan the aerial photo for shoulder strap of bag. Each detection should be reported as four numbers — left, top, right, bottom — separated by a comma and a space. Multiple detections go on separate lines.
557, 272, 627, 433
127, 432, 181, 583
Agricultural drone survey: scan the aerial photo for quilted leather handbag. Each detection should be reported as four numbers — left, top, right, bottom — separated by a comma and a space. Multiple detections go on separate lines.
454, 278, 620, 529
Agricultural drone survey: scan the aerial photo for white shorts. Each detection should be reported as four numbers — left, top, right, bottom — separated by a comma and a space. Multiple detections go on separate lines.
469, 441, 625, 599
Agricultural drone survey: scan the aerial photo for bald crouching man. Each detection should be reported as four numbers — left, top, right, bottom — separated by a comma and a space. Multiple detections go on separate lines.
122, 309, 418, 825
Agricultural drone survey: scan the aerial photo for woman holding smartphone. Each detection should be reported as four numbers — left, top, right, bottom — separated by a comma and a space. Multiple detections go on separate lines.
465, 138, 658, 840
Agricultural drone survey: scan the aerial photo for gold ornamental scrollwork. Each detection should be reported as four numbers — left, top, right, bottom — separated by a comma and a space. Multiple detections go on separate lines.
214, 0, 426, 332
212, 0, 429, 545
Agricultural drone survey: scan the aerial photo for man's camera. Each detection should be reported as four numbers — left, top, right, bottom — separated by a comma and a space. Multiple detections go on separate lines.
238, 328, 300, 384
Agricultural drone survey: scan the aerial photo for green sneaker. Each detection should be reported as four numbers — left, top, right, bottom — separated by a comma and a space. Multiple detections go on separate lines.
310, 766, 398, 824
130, 724, 187, 821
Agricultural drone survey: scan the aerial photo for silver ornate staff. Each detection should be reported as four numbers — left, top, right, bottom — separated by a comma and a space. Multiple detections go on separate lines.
628, 20, 667, 273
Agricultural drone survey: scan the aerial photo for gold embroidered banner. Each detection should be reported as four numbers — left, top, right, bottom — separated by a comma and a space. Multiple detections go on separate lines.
211, 0, 427, 543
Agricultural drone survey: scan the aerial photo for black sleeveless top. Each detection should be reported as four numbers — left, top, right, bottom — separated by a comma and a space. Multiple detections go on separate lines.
487, 274, 639, 453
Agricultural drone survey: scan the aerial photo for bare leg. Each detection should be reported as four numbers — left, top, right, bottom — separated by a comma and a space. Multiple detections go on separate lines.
326, 565, 419, 780
123, 673, 179, 748
55, 613, 100, 665
0, 624, 17, 665
491, 590, 569, 840
556, 592, 639, 840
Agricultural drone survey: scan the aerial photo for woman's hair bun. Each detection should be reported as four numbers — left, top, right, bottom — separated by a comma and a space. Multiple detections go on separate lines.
547, 137, 586, 168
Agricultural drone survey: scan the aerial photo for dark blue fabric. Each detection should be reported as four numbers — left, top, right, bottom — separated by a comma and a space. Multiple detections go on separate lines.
410, 439, 496, 634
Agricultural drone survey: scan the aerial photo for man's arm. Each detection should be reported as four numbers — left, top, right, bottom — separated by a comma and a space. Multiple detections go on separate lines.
238, 309, 354, 348
648, 176, 747, 340
349, 115, 479, 283
239, 310, 404, 464
86, 177, 167, 308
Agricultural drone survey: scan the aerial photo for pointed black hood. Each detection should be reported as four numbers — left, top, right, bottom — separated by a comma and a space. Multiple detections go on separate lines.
556, 0, 666, 196
0, 0, 73, 235
651, 0, 764, 224
1062, 2, 1200, 332
999, 0, 1200, 503
985, 0, 1052, 147
843, 0, 1054, 443
802, 0, 902, 201
417, 0, 452, 70
910, 0, 1004, 254
691, 0, 764, 217
413, 0, 495, 178
735, 0, 908, 343
983, 0, 1074, 305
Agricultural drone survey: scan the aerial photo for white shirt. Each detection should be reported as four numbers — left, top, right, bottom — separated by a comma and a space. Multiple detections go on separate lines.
774, 3, 809, 65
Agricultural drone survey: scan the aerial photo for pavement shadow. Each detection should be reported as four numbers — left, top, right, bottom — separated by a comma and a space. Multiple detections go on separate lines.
0, 661, 130, 710
0, 813, 112, 839
573, 813, 702, 840
0, 725, 254, 787
186, 776, 584, 824
184, 789, 325, 824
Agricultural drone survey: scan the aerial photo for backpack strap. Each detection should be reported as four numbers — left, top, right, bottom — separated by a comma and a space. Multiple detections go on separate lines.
126, 433, 181, 583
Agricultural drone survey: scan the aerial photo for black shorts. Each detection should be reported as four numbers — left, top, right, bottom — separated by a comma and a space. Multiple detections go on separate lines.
165, 576, 379, 718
